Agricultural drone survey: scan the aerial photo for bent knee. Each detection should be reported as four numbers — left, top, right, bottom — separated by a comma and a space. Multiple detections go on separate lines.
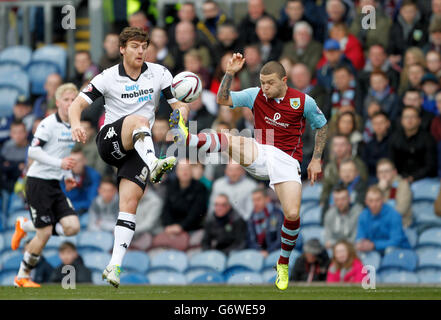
284, 211, 300, 221
126, 114, 150, 128
63, 223, 80, 236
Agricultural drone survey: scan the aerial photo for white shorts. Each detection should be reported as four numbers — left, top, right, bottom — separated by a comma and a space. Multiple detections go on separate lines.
243, 141, 302, 190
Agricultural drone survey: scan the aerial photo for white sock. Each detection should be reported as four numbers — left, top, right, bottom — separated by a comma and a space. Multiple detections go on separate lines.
132, 126, 157, 171
17, 251, 40, 278
22, 219, 36, 233
54, 223, 65, 236
108, 212, 136, 267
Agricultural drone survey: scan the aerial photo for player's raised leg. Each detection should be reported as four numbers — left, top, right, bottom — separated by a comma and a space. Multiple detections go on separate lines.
11, 217, 35, 250
102, 178, 142, 288
121, 114, 176, 183
273, 181, 302, 290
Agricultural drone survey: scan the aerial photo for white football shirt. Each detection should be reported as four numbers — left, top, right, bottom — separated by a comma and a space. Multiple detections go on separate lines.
79, 62, 178, 130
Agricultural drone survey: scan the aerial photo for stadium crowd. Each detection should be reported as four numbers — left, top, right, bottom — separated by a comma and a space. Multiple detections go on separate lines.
1, 0, 441, 284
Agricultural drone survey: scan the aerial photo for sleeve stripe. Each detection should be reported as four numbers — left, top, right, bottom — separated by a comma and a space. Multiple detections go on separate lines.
79, 92, 93, 105
80, 83, 103, 104
161, 86, 174, 100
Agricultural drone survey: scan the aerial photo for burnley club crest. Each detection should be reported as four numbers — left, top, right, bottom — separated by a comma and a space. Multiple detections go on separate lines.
290, 98, 301, 110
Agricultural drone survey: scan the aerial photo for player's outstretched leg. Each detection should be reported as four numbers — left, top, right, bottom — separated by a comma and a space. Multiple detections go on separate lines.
11, 217, 36, 250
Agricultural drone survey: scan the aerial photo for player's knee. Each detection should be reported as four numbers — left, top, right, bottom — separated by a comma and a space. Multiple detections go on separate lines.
128, 114, 150, 129
63, 222, 80, 236
120, 196, 139, 213
285, 210, 300, 221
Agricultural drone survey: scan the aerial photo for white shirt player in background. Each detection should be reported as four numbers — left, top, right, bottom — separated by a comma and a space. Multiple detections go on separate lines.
68, 27, 190, 288
12, 83, 81, 288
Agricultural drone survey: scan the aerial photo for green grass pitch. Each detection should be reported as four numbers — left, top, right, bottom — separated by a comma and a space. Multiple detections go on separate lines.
0, 284, 441, 300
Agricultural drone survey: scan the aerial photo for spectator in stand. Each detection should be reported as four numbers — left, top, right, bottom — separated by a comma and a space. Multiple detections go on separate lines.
421, 73, 440, 115
246, 188, 284, 257
329, 111, 364, 157
183, 49, 212, 90
187, 95, 215, 133
196, 0, 227, 50
87, 176, 119, 232
0, 115, 12, 149
11, 97, 35, 133
363, 71, 399, 122
99, 32, 121, 70
238, 0, 273, 45
33, 73, 62, 119
60, 147, 101, 215
291, 238, 330, 282
167, 2, 199, 46
401, 63, 426, 96
398, 47, 426, 95
214, 22, 242, 63
209, 163, 257, 221
202, 194, 247, 254
335, 159, 368, 206
426, 50, 441, 78
329, 66, 357, 117
324, 186, 363, 248
326, 240, 364, 283
128, 10, 151, 33
325, 0, 352, 34
210, 52, 241, 95
355, 186, 411, 254
424, 17, 441, 54
376, 158, 412, 227
278, 0, 319, 43
389, 105, 437, 183
50, 242, 92, 283
281, 21, 323, 75
362, 111, 392, 180
238, 45, 263, 89
71, 51, 100, 90
150, 27, 174, 69
349, 0, 392, 53
401, 89, 435, 132
431, 91, 441, 176
255, 16, 283, 64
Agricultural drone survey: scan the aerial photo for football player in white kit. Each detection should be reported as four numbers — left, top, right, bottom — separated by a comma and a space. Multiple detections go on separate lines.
12, 83, 80, 287
68, 27, 190, 287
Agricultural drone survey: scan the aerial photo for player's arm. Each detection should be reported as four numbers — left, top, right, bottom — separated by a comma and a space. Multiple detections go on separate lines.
69, 95, 90, 143
216, 53, 245, 106
28, 139, 75, 170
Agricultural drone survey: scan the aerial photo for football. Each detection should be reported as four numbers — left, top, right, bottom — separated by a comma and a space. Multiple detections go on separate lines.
171, 71, 202, 103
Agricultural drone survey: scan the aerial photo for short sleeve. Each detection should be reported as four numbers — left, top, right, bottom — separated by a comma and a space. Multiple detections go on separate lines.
160, 66, 178, 104
303, 95, 327, 130
79, 72, 106, 104
230, 87, 260, 109
32, 119, 51, 146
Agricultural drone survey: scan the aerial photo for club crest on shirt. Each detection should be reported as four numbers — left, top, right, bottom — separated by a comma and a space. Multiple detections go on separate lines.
83, 83, 93, 93
290, 98, 301, 110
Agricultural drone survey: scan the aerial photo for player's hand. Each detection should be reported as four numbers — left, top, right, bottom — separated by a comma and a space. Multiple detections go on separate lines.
64, 177, 77, 191
61, 156, 76, 170
225, 53, 245, 75
71, 124, 87, 144
307, 158, 322, 185
179, 105, 189, 123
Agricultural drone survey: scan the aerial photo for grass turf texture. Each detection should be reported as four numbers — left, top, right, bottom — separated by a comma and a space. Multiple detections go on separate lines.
0, 284, 440, 300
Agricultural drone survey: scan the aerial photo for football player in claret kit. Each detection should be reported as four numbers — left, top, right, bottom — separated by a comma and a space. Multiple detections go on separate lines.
68, 27, 190, 287
170, 53, 328, 290
12, 83, 80, 288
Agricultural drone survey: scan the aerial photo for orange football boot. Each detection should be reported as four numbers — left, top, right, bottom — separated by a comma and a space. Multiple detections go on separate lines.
11, 217, 28, 250
14, 277, 41, 288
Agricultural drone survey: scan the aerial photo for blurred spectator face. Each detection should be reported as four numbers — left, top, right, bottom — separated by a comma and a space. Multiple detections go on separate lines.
333, 189, 350, 213
244, 46, 262, 68
289, 64, 311, 90
191, 163, 205, 180
305, 253, 317, 263
99, 181, 117, 203
175, 21, 196, 49
13, 102, 31, 120
217, 25, 238, 47
403, 91, 422, 108
401, 107, 421, 133
365, 190, 384, 215
329, 25, 346, 41
370, 73, 388, 92
188, 96, 203, 111
151, 28, 168, 50
145, 44, 158, 62
399, 3, 418, 24
436, 91, 441, 113
56, 89, 77, 121
334, 242, 349, 264
433, 0, 441, 15
359, 0, 376, 7
248, 0, 265, 21
103, 33, 120, 58
422, 80, 439, 96
10, 123, 27, 146
331, 136, 351, 160
74, 52, 92, 74
337, 113, 355, 136
367, 101, 381, 118
279, 57, 294, 75
326, 0, 345, 22
184, 53, 202, 73
214, 195, 232, 217
129, 12, 149, 31
371, 114, 390, 137
324, 49, 342, 65
333, 68, 352, 91
202, 1, 219, 20
431, 30, 441, 46
426, 51, 441, 74
59, 246, 78, 265
225, 163, 245, 183
339, 161, 358, 184
221, 52, 233, 72
285, 0, 304, 21
44, 73, 62, 99
71, 151, 86, 175
178, 3, 196, 22
256, 17, 276, 43
252, 190, 267, 212
152, 119, 169, 143
176, 159, 193, 185
376, 162, 397, 186
293, 24, 311, 48
408, 64, 424, 87
368, 45, 387, 69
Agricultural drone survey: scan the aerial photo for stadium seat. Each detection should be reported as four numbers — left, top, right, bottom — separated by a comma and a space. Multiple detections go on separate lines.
91, 271, 106, 285
27, 61, 61, 95
380, 249, 418, 272
2, 230, 32, 251
120, 272, 149, 285
227, 249, 264, 272
301, 206, 322, 226
418, 227, 441, 247
185, 267, 215, 283
0, 64, 23, 75
358, 251, 381, 270
188, 250, 227, 273
77, 231, 113, 252
262, 268, 276, 283
404, 228, 418, 248
82, 252, 111, 272
122, 250, 150, 273
417, 248, 441, 269
0, 68, 30, 98
300, 225, 325, 245
223, 265, 254, 281
6, 210, 30, 229
146, 270, 187, 285
191, 271, 224, 284
7, 193, 26, 214
288, 250, 301, 276
79, 213, 89, 229
31, 45, 66, 78
45, 235, 78, 250
0, 271, 16, 286
411, 178, 440, 202
380, 270, 419, 284
0, 45, 32, 68
227, 271, 264, 285
0, 88, 18, 117
0, 250, 22, 271
149, 249, 188, 273
45, 252, 62, 268
412, 202, 441, 227
417, 268, 441, 284
301, 182, 322, 202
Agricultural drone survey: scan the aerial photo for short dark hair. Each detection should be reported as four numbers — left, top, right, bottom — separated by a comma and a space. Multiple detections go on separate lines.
76, 50, 91, 59
252, 188, 268, 197
119, 27, 150, 48
401, 0, 417, 8
370, 110, 389, 120
260, 61, 286, 79
11, 119, 26, 130
402, 105, 421, 117
59, 241, 77, 252
333, 183, 348, 193
100, 175, 117, 186
370, 70, 388, 80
